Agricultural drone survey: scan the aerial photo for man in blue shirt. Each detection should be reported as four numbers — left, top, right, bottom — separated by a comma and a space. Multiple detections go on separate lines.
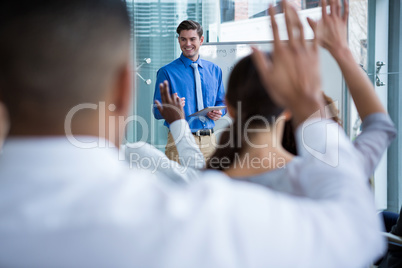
153, 20, 226, 162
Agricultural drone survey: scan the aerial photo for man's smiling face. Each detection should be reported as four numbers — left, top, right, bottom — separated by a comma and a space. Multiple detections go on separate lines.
178, 29, 204, 61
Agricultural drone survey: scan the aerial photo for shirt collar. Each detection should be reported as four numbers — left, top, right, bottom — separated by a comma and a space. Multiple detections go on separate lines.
179, 53, 203, 68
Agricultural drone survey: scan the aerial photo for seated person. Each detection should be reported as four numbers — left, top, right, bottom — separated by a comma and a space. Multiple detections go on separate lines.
207, 0, 396, 195
0, 82, 204, 183
382, 211, 400, 233
378, 206, 402, 268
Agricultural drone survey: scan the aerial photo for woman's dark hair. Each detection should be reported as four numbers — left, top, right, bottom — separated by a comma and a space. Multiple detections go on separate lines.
206, 54, 284, 170
282, 93, 343, 155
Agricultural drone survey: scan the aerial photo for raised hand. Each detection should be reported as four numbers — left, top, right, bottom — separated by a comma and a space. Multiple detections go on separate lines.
307, 0, 349, 57
252, 0, 324, 127
308, 0, 385, 119
155, 81, 185, 124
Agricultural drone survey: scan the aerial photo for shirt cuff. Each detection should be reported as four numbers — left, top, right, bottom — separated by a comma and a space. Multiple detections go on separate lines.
169, 119, 191, 144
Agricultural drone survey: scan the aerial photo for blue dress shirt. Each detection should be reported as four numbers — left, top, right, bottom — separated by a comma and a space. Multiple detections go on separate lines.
153, 54, 226, 132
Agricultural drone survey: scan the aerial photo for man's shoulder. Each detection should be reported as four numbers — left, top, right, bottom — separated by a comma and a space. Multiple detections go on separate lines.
200, 59, 222, 71
158, 58, 183, 73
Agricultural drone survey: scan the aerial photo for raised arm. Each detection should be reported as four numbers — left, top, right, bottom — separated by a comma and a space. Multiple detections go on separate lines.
308, 0, 386, 120
252, 3, 325, 128
124, 81, 204, 184
308, 0, 396, 176
245, 1, 385, 265
155, 81, 205, 169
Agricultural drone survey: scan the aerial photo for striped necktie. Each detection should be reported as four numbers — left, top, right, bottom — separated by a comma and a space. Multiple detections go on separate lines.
191, 62, 204, 111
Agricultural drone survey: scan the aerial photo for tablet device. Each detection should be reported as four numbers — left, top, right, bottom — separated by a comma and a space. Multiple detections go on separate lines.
188, 106, 226, 117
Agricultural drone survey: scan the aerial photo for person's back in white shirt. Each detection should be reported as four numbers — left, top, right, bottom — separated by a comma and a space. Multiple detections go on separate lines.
0, 122, 385, 267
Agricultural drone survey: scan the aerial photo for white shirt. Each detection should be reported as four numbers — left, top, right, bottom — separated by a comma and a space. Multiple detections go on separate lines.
0, 119, 386, 268
122, 119, 204, 184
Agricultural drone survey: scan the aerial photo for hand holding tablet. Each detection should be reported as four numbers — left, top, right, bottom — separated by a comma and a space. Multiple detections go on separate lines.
188, 106, 226, 117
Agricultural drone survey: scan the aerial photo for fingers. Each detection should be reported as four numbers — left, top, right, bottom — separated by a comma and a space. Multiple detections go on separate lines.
157, 81, 185, 123
159, 83, 167, 105
159, 80, 182, 110
159, 81, 172, 105
171, 90, 184, 110
207, 111, 221, 121
329, 0, 341, 17
163, 80, 171, 99
251, 47, 282, 106
251, 47, 273, 89
336, 0, 342, 17
296, 12, 306, 47
307, 17, 319, 49
268, 5, 280, 50
283, 1, 306, 50
173, 93, 180, 107
210, 110, 222, 117
176, 96, 183, 109
209, 115, 218, 120
342, 0, 349, 23
284, 1, 295, 47
160, 80, 182, 109
155, 100, 163, 114
329, 0, 336, 16
307, 17, 317, 32
173, 94, 180, 106
321, 0, 328, 23
287, 3, 306, 49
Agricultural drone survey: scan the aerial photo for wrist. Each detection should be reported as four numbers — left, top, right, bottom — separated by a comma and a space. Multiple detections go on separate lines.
291, 95, 325, 128
166, 115, 185, 124
330, 45, 352, 62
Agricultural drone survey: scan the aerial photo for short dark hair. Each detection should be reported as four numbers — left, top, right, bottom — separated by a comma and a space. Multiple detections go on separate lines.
176, 20, 203, 38
0, 0, 130, 124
